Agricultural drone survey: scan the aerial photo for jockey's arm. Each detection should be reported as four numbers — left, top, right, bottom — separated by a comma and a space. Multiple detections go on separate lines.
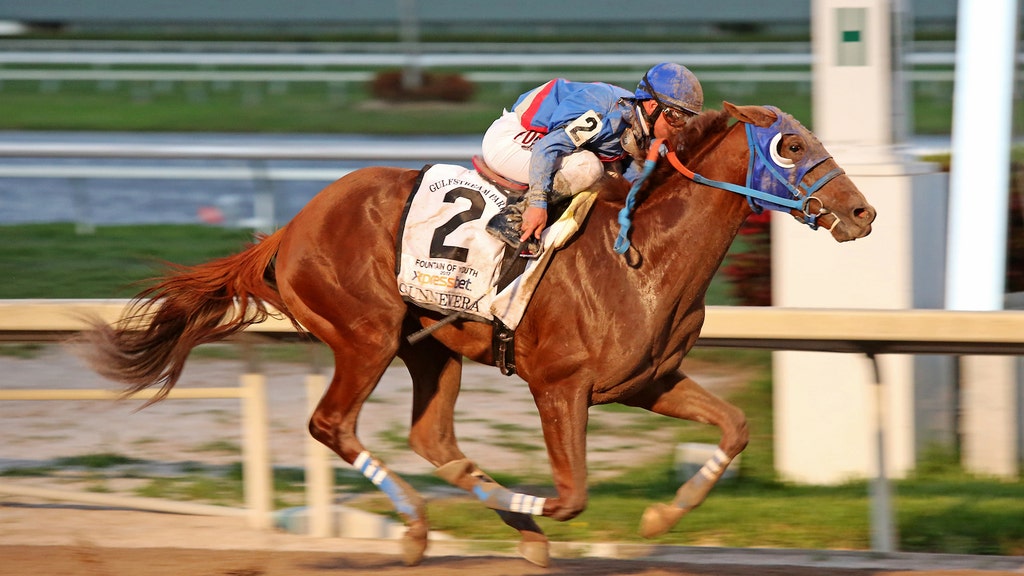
520, 131, 577, 242
526, 129, 577, 209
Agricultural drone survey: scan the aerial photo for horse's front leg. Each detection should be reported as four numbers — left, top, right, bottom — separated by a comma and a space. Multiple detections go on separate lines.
399, 331, 550, 567
623, 370, 749, 538
437, 376, 591, 525
530, 382, 591, 521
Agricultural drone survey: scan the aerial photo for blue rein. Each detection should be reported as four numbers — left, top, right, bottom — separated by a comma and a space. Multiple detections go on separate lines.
613, 143, 663, 254
613, 113, 844, 255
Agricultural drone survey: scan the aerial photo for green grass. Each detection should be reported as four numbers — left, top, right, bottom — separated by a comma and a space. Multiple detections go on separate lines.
0, 343, 46, 358
0, 79, 514, 134
0, 70, 990, 135
0, 222, 742, 303
0, 223, 257, 298
136, 474, 243, 506
345, 353, 1024, 555
8, 445, 1014, 553
433, 466, 1018, 551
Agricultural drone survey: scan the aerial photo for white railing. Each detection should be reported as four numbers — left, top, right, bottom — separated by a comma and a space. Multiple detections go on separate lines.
0, 50, 819, 67
0, 300, 277, 528
0, 44, 969, 89
0, 139, 479, 232
0, 381, 272, 527
3, 300, 1024, 545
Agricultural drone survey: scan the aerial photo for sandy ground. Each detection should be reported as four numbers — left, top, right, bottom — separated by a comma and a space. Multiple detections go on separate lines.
2, 344, 1023, 575
0, 343, 741, 479
1, 503, 1022, 575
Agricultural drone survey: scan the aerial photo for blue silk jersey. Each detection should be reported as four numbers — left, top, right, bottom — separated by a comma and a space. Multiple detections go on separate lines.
511, 79, 640, 205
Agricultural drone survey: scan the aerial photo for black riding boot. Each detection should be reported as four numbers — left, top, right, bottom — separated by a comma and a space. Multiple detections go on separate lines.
486, 201, 524, 248
486, 200, 543, 258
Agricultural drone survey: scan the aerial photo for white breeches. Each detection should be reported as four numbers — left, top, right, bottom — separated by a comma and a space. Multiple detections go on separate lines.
481, 110, 603, 195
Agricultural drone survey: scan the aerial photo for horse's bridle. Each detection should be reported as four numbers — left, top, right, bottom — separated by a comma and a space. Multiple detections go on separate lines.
665, 132, 843, 229
737, 112, 846, 228
613, 109, 845, 255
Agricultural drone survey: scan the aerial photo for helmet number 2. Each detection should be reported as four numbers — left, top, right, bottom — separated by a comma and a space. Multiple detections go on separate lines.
565, 110, 603, 147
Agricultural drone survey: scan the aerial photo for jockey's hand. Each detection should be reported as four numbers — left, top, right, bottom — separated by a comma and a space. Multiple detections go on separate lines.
520, 205, 548, 242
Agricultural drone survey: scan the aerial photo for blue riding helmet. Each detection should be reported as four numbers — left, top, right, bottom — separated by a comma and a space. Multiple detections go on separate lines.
634, 62, 704, 116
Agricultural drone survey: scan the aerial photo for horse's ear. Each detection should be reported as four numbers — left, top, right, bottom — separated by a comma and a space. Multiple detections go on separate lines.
723, 101, 778, 127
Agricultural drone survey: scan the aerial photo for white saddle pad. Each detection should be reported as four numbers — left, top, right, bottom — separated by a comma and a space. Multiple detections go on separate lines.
397, 164, 595, 330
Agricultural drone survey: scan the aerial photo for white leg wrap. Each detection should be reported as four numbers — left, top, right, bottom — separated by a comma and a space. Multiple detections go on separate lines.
698, 448, 733, 480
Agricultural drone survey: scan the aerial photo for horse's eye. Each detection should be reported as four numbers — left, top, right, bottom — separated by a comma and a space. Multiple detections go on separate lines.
788, 144, 802, 154
769, 133, 796, 168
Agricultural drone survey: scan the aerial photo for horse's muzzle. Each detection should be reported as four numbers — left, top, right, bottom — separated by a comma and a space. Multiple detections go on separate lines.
831, 202, 876, 242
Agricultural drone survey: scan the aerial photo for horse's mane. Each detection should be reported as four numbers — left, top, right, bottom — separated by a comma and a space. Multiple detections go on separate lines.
624, 107, 733, 199
672, 107, 732, 165
596, 107, 733, 204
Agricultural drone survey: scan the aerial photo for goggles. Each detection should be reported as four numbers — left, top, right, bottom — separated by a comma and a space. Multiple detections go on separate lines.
659, 105, 694, 127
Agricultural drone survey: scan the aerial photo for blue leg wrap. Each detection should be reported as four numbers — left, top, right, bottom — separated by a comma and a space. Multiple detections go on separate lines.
355, 451, 419, 519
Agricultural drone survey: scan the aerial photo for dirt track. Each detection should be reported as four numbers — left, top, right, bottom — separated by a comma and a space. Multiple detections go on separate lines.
0, 545, 885, 576
0, 545, 877, 576
2, 503, 1022, 576
2, 347, 1023, 575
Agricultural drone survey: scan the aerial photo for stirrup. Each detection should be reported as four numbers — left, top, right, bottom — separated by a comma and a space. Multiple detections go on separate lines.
518, 238, 543, 259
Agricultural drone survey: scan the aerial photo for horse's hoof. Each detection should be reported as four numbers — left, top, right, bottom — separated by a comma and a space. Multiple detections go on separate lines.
639, 503, 685, 539
401, 523, 429, 566
518, 536, 550, 567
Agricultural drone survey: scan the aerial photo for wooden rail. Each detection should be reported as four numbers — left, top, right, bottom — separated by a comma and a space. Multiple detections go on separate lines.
5, 299, 1024, 355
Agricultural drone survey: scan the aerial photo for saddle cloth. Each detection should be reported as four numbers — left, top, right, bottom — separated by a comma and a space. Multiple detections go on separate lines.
396, 163, 596, 330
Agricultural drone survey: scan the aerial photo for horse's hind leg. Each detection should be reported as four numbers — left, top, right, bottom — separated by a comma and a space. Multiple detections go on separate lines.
397, 329, 550, 567
287, 299, 430, 565
623, 370, 749, 537
315, 349, 431, 564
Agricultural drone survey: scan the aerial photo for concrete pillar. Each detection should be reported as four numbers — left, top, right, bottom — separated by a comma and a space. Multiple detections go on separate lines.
773, 163, 950, 483
773, 0, 950, 485
961, 356, 1020, 477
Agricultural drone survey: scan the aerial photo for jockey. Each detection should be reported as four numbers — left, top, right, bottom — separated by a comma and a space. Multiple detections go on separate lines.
481, 62, 704, 256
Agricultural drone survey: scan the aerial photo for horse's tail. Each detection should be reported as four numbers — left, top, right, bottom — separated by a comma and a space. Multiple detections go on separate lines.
80, 228, 299, 405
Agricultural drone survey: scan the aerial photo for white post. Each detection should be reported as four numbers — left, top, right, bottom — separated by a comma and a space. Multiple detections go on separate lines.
306, 372, 334, 537
398, 0, 423, 91
249, 160, 277, 233
241, 372, 273, 529
946, 0, 1016, 311
812, 0, 894, 148
947, 0, 1021, 479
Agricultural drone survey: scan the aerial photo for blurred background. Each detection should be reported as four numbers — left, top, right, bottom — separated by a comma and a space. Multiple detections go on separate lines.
1, 0, 1023, 561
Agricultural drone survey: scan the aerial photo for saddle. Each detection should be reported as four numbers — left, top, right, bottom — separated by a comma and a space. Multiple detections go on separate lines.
472, 155, 528, 193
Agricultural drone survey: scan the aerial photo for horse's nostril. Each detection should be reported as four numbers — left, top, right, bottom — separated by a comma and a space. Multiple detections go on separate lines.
854, 207, 875, 220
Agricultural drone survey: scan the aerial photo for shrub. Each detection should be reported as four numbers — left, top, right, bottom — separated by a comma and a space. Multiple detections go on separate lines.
723, 210, 772, 306
370, 69, 476, 102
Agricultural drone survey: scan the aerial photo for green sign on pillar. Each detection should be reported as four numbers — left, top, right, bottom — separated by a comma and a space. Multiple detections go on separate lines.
837, 7, 867, 66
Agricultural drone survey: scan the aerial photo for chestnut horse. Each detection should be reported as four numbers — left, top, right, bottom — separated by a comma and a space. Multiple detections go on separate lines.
81, 102, 875, 567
